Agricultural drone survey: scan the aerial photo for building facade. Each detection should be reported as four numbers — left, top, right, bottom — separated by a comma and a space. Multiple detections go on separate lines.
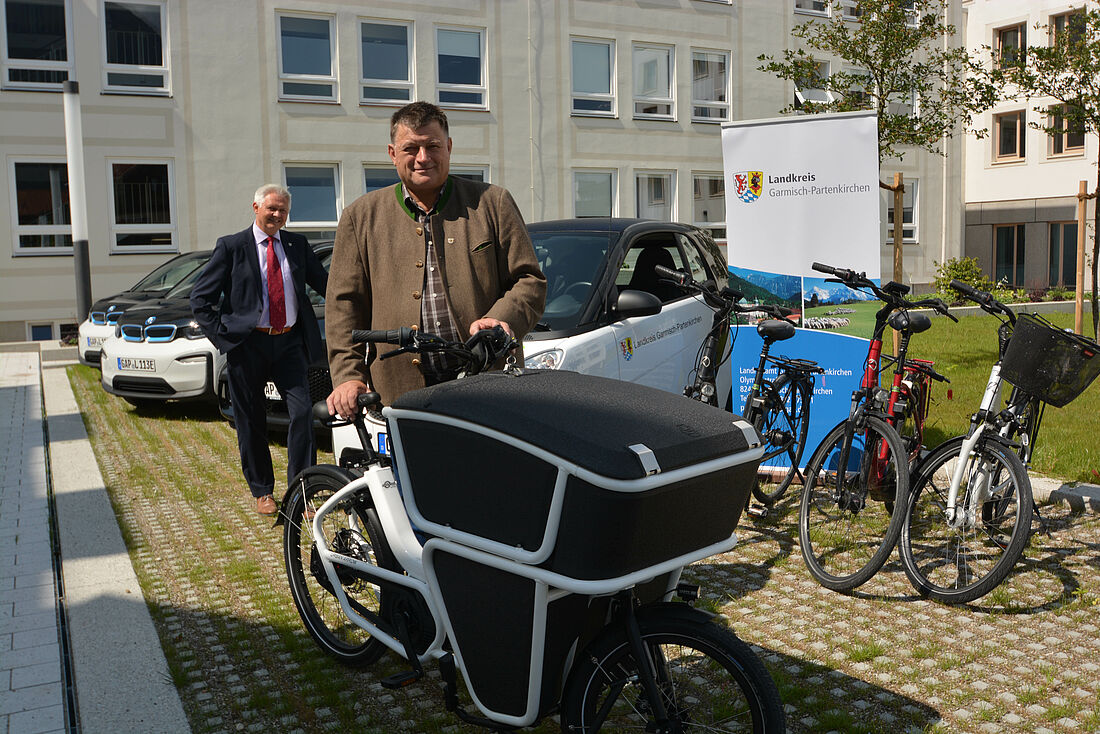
963, 0, 1097, 292
1, 0, 964, 341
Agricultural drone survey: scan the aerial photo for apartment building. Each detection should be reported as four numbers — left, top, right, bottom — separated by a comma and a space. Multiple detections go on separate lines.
963, 0, 1097, 291
1, 0, 964, 341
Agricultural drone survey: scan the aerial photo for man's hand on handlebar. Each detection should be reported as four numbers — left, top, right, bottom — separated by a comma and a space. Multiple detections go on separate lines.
327, 379, 370, 420
469, 317, 513, 338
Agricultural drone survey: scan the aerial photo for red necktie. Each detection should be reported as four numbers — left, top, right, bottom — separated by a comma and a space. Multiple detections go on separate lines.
266, 237, 286, 331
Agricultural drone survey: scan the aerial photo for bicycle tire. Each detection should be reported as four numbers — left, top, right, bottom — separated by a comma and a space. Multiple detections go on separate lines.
559, 609, 785, 732
895, 377, 926, 464
752, 372, 812, 506
283, 468, 394, 665
899, 435, 1033, 604
798, 416, 909, 591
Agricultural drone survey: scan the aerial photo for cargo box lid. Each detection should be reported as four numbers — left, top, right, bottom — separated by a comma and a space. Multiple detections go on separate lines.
391, 370, 757, 479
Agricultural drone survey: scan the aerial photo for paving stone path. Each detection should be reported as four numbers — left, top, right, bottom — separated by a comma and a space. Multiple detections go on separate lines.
67, 363, 1100, 734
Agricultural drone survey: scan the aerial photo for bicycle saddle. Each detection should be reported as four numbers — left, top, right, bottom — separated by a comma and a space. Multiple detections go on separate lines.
888, 310, 931, 334
757, 319, 796, 342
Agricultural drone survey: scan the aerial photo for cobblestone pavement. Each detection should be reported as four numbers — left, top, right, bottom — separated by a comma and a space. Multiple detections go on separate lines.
67, 364, 1100, 734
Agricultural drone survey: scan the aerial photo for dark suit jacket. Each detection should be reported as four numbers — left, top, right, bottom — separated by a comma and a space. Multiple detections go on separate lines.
190, 227, 328, 362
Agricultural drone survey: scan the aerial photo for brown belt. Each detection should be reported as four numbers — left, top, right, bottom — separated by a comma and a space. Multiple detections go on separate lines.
255, 325, 294, 335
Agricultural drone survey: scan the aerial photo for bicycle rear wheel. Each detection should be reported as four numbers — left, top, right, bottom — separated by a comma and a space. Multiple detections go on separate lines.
799, 416, 909, 591
560, 610, 785, 732
752, 373, 812, 506
283, 468, 393, 665
899, 435, 1032, 604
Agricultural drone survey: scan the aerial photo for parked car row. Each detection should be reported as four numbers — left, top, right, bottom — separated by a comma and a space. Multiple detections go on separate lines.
83, 220, 732, 437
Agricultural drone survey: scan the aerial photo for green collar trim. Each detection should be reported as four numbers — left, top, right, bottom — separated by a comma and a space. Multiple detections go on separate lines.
396, 177, 453, 220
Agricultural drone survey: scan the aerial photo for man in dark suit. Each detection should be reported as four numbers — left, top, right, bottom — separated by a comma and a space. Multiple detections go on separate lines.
191, 184, 328, 515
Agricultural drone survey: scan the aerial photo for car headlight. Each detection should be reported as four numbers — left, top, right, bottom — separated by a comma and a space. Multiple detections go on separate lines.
183, 320, 206, 339
524, 348, 564, 370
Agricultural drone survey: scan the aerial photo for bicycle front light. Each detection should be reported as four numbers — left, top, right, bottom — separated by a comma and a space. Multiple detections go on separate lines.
524, 348, 564, 370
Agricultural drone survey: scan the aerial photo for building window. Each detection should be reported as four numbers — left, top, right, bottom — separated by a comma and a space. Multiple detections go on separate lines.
633, 43, 673, 119
30, 323, 54, 340
109, 160, 174, 251
1049, 222, 1077, 287
794, 0, 828, 16
574, 170, 615, 218
284, 164, 339, 227
360, 19, 411, 104
436, 26, 485, 108
840, 0, 863, 21
995, 224, 1025, 287
571, 38, 614, 116
2, 0, 72, 89
1051, 10, 1086, 47
102, 0, 167, 93
12, 160, 72, 253
364, 165, 399, 194
451, 165, 487, 183
1049, 104, 1085, 156
795, 61, 831, 111
277, 12, 336, 101
887, 89, 917, 118
691, 49, 729, 122
636, 171, 675, 220
692, 173, 725, 242
844, 67, 873, 108
885, 179, 917, 243
994, 110, 1026, 161
994, 23, 1026, 68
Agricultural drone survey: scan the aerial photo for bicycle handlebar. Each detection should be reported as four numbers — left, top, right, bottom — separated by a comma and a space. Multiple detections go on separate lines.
352, 325, 517, 375
352, 327, 416, 346
949, 279, 1016, 323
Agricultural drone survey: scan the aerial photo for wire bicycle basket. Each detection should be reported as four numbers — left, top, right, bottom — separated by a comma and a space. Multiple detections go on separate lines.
1000, 313, 1100, 408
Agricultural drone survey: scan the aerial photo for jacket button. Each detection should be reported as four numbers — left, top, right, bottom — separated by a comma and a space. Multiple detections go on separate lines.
412, 291, 421, 299
416, 260, 424, 268
416, 226, 423, 236
412, 358, 421, 366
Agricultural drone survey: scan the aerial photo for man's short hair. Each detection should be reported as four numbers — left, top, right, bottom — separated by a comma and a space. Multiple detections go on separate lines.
390, 101, 449, 142
254, 183, 291, 206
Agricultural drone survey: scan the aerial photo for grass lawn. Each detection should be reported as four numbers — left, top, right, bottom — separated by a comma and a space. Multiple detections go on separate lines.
900, 310, 1099, 484
803, 299, 882, 337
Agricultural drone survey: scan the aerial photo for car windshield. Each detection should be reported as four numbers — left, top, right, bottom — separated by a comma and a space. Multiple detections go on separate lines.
164, 265, 205, 299
531, 230, 612, 330
130, 252, 209, 294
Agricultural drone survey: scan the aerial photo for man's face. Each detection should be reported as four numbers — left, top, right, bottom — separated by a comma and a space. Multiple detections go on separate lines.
388, 121, 452, 196
253, 193, 289, 237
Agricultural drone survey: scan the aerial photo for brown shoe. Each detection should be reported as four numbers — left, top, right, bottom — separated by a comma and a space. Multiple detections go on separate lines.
256, 494, 278, 515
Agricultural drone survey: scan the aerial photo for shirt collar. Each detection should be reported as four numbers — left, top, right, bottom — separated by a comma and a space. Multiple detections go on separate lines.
396, 177, 453, 220
252, 223, 280, 245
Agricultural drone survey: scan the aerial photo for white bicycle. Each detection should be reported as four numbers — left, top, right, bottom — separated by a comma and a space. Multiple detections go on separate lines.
281, 326, 785, 732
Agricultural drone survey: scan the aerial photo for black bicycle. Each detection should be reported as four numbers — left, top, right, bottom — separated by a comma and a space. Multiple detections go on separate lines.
657, 264, 823, 510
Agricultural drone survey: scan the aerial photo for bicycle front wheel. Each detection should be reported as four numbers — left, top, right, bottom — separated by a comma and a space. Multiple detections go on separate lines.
283, 469, 393, 665
799, 416, 909, 591
899, 435, 1033, 604
560, 612, 785, 732
752, 373, 812, 505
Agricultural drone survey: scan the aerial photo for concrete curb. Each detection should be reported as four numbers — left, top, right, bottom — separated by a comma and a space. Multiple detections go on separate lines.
41, 361, 191, 733
1031, 474, 1100, 514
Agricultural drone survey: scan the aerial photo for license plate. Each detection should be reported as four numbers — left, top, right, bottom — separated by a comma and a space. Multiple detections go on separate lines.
117, 357, 156, 372
86, 336, 105, 348
264, 382, 282, 400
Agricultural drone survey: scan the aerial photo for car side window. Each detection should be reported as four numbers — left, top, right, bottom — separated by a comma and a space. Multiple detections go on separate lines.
678, 234, 709, 284
306, 250, 333, 307
618, 241, 686, 304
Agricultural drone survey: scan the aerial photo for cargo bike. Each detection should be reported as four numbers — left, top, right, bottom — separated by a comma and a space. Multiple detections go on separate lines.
282, 326, 786, 732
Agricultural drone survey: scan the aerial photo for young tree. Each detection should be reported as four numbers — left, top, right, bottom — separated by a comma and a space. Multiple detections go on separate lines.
757, 0, 997, 164
990, 7, 1100, 338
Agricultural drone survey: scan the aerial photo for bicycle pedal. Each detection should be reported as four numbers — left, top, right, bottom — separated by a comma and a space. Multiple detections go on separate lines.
745, 504, 769, 519
380, 669, 422, 689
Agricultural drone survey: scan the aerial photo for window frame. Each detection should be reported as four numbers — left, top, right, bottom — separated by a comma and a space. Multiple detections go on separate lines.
106, 158, 177, 254
573, 168, 617, 218
1050, 9, 1086, 47
100, 0, 169, 95
1, 0, 75, 90
993, 109, 1027, 162
570, 37, 616, 118
794, 0, 829, 17
1049, 221, 1077, 288
10, 157, 73, 256
795, 60, 832, 110
1048, 103, 1086, 157
885, 178, 917, 244
276, 10, 337, 103
358, 18, 413, 106
283, 163, 341, 230
451, 164, 489, 183
632, 42, 675, 120
363, 164, 400, 195
993, 21, 1026, 69
994, 223, 1026, 288
691, 172, 726, 243
690, 48, 730, 123
840, 0, 863, 21
635, 170, 676, 221
435, 25, 487, 110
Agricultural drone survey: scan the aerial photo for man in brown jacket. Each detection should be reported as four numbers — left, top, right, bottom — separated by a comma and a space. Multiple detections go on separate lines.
326, 102, 546, 415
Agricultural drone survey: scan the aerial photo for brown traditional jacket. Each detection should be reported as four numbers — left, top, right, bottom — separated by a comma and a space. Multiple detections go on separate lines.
325, 175, 546, 404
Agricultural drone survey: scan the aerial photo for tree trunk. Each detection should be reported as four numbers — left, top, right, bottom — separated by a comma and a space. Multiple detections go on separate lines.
1093, 160, 1099, 340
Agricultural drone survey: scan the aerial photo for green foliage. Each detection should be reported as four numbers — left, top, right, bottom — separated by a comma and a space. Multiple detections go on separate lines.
756, 0, 998, 163
932, 257, 992, 302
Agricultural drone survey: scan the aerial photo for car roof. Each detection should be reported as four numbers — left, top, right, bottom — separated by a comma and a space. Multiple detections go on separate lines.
526, 218, 696, 236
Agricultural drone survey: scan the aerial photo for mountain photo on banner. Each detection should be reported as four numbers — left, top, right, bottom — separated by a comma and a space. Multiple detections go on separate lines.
803, 276, 879, 337
729, 266, 803, 319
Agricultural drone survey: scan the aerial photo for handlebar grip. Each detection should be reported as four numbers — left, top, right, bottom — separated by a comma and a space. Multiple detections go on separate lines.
720, 287, 744, 301
949, 279, 981, 299
777, 306, 793, 316
351, 327, 413, 345
654, 264, 690, 286
811, 262, 839, 275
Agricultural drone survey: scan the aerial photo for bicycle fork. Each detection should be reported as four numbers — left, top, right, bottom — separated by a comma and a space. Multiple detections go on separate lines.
943, 425, 995, 530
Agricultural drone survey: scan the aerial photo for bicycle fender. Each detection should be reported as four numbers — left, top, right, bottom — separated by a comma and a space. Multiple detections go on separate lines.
635, 601, 718, 627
